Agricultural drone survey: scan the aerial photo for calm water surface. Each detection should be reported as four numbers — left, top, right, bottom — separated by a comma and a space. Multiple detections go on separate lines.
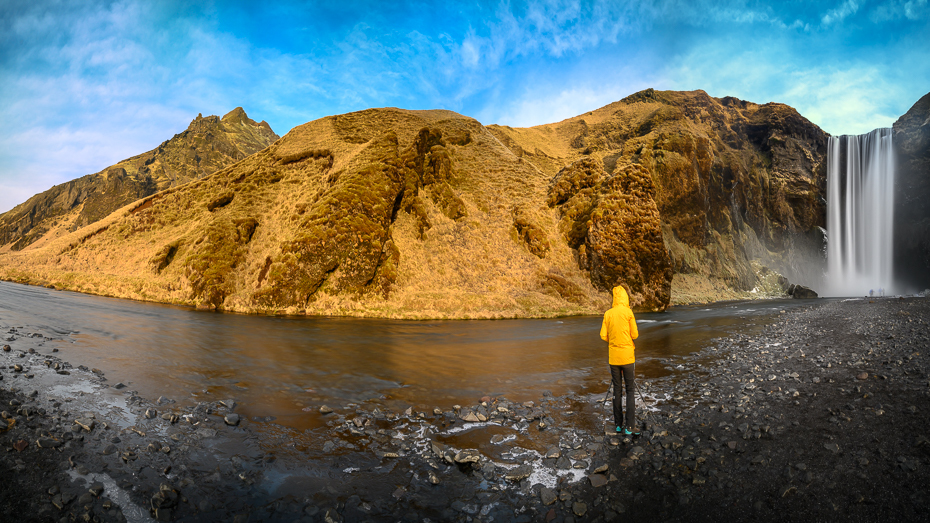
0, 281, 814, 431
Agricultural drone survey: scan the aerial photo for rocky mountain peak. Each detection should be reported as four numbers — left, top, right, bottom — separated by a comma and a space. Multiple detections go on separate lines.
0, 108, 279, 251
222, 107, 251, 125
187, 113, 221, 132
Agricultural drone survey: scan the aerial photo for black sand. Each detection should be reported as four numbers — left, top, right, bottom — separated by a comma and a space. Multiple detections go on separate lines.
1, 296, 928, 522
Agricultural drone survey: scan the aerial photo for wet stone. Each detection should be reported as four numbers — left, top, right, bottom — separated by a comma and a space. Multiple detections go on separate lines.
454, 450, 480, 464
224, 413, 241, 426
319, 405, 334, 414
589, 473, 609, 487
540, 487, 557, 506
36, 437, 61, 448
573, 502, 588, 517
504, 465, 532, 482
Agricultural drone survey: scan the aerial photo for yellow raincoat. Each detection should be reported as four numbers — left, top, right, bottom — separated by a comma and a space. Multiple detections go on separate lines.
600, 286, 638, 365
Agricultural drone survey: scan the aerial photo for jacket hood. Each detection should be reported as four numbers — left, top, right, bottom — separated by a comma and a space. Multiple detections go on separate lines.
612, 286, 630, 308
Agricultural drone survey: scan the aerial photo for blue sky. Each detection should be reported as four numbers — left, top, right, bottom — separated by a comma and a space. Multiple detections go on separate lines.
1, 0, 928, 213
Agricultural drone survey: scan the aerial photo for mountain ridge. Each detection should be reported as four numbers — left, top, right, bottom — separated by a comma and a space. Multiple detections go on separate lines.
0, 90, 847, 317
0, 108, 279, 251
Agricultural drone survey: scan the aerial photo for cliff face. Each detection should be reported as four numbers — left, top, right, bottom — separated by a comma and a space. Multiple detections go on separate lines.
0, 91, 830, 317
893, 92, 930, 290
490, 89, 829, 305
0, 108, 279, 251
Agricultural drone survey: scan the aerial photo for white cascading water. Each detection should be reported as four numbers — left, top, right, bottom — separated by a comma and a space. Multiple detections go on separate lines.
825, 128, 895, 296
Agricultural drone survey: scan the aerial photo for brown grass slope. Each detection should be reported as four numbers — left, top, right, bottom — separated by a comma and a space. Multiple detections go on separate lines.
489, 89, 828, 304
0, 108, 279, 251
0, 90, 829, 317
0, 108, 614, 317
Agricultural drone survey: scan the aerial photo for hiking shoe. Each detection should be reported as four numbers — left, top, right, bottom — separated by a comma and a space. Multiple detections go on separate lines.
623, 426, 641, 436
615, 426, 623, 433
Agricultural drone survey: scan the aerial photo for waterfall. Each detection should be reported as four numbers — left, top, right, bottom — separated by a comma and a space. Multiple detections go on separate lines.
825, 128, 895, 296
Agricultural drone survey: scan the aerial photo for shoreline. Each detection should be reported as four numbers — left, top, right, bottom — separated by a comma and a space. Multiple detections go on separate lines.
0, 276, 812, 320
1, 296, 928, 521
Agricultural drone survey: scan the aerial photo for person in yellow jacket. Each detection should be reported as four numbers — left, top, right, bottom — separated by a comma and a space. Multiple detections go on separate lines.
600, 285, 640, 435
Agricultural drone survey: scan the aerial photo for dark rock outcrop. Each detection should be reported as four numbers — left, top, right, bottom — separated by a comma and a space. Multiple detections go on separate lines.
893, 92, 930, 290
493, 89, 829, 304
548, 158, 670, 310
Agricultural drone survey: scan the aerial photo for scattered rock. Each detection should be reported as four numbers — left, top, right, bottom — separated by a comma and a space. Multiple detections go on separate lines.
454, 450, 480, 464
319, 405, 334, 414
540, 486, 557, 506
224, 413, 241, 426
503, 465, 532, 482
589, 473, 609, 487
36, 437, 61, 449
74, 418, 95, 431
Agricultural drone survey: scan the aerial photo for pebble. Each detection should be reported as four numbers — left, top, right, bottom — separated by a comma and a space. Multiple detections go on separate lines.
36, 437, 62, 448
319, 405, 334, 414
540, 487, 557, 505
454, 450, 480, 464
74, 418, 95, 431
224, 413, 241, 426
589, 473, 609, 487
503, 465, 532, 482
145, 408, 157, 419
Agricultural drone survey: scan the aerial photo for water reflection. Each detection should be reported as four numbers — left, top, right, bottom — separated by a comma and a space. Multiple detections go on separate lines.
0, 281, 813, 431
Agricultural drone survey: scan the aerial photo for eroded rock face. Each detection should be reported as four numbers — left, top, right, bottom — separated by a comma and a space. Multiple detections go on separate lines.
548, 158, 670, 311
493, 89, 830, 300
0, 108, 279, 251
893, 91, 930, 290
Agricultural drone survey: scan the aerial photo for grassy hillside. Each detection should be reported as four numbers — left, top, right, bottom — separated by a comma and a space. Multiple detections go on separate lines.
0, 90, 830, 317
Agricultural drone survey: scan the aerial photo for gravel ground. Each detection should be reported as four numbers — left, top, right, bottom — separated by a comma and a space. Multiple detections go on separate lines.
1, 296, 928, 522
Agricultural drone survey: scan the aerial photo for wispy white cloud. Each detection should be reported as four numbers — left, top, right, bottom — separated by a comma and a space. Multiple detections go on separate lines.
1, 0, 927, 214
665, 36, 927, 135
870, 0, 930, 21
822, 0, 860, 25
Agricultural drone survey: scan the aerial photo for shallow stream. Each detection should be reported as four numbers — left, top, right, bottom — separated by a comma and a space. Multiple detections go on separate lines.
0, 280, 815, 434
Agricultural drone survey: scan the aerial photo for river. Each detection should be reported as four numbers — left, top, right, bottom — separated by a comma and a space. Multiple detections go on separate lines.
0, 280, 819, 434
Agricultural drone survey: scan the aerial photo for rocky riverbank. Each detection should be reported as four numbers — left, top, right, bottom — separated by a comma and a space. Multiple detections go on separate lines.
1, 296, 928, 522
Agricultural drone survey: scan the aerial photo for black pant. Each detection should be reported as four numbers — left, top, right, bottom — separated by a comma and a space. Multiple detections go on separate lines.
610, 363, 636, 429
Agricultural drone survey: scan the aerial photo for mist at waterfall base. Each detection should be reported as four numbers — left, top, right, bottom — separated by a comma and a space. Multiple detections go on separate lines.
824, 128, 898, 297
